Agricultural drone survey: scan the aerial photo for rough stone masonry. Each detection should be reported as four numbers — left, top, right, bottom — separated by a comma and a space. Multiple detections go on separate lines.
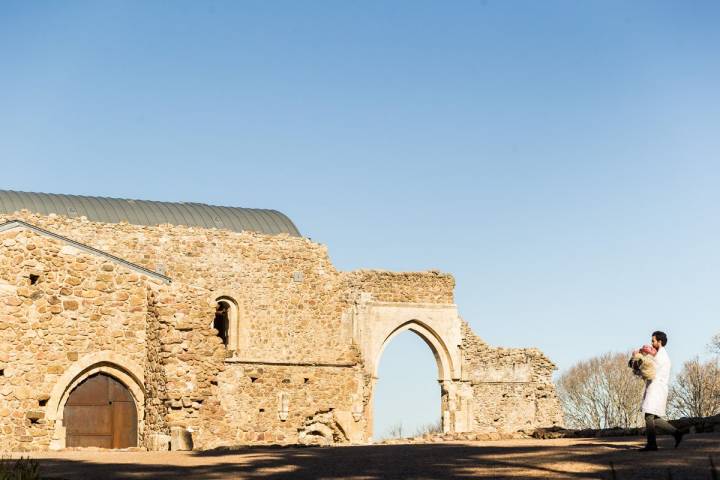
0, 195, 562, 452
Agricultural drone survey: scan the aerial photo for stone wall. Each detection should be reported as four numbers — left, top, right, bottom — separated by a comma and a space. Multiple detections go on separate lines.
0, 227, 156, 451
533, 414, 720, 439
0, 210, 563, 451
461, 321, 563, 433
343, 270, 455, 305
142, 288, 169, 444
151, 284, 227, 443
0, 212, 354, 365
0, 212, 372, 450
200, 363, 365, 448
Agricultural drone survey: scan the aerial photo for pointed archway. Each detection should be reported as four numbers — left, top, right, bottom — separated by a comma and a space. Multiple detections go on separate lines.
46, 351, 145, 450
373, 329, 442, 439
351, 301, 471, 439
369, 318, 455, 439
374, 319, 455, 380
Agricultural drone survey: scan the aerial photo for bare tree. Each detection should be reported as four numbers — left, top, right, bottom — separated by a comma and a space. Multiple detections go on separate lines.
669, 357, 720, 418
709, 333, 720, 355
382, 421, 404, 439
555, 352, 645, 429
413, 419, 442, 437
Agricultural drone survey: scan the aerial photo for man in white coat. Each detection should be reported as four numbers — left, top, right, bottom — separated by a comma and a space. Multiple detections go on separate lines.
640, 330, 684, 451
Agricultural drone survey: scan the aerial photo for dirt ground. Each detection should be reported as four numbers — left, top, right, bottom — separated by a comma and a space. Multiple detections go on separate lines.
4, 433, 719, 480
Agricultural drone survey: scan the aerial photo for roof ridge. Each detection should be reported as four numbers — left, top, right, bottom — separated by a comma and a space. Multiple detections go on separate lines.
0, 190, 301, 236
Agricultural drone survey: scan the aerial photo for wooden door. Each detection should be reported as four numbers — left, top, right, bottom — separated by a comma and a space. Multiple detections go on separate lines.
64, 373, 138, 448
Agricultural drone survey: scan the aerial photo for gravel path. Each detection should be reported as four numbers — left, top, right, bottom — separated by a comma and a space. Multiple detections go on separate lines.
4, 433, 719, 479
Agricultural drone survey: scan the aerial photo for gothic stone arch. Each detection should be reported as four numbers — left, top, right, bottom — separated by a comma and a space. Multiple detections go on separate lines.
46, 351, 145, 450
351, 301, 471, 438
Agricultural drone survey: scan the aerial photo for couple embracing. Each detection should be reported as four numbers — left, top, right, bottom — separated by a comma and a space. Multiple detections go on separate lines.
633, 330, 686, 451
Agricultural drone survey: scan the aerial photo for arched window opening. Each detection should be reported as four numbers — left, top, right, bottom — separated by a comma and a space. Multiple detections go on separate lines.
214, 301, 230, 346
213, 296, 240, 352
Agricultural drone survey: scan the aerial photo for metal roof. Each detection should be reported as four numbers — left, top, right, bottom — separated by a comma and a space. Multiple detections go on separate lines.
0, 190, 300, 236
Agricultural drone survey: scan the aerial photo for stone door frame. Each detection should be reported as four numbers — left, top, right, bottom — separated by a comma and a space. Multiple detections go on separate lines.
46, 351, 145, 450
351, 300, 469, 438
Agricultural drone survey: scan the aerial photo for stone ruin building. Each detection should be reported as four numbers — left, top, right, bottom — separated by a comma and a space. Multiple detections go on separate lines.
0, 190, 563, 451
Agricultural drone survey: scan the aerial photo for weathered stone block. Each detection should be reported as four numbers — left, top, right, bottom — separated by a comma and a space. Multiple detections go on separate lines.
147, 433, 171, 451
26, 411, 44, 420
62, 300, 79, 311
170, 426, 193, 451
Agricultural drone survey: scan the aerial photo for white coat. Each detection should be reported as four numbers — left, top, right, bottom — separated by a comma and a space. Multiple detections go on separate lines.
641, 347, 671, 417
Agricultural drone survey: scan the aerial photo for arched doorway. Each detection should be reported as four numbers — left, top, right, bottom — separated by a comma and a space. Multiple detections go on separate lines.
369, 320, 454, 439
373, 330, 442, 440
349, 301, 471, 439
63, 373, 138, 448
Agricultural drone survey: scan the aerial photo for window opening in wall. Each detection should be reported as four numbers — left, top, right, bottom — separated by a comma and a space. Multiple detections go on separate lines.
214, 301, 230, 346
29, 274, 39, 285
0, 369, 4, 376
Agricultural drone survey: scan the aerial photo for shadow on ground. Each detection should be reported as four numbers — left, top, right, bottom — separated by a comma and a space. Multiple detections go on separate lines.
29, 433, 720, 480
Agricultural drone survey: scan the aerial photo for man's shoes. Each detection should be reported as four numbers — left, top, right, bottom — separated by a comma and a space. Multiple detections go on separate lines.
673, 430, 685, 448
638, 445, 658, 451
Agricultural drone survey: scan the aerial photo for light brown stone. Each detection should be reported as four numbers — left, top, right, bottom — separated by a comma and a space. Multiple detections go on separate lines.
62, 300, 79, 311
0, 210, 562, 452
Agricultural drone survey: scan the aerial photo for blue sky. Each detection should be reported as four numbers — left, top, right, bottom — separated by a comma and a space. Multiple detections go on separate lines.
1, 1, 719, 437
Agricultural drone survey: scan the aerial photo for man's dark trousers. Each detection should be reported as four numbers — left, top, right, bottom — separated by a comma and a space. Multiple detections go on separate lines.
645, 413, 678, 448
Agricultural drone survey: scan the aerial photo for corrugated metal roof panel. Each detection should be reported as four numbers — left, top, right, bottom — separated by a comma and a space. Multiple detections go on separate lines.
0, 190, 301, 236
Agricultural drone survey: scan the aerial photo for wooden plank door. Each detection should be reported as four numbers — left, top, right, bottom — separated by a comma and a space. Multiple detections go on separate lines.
64, 373, 137, 448
109, 374, 138, 448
